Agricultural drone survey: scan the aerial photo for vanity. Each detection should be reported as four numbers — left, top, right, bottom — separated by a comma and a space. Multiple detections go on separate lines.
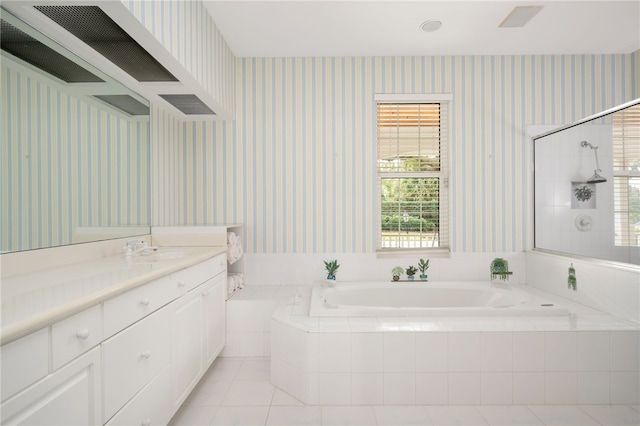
1, 240, 227, 425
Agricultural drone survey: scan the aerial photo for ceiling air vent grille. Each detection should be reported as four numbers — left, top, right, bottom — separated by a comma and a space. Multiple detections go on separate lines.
94, 95, 150, 116
159, 94, 216, 115
34, 5, 178, 82
1, 19, 104, 83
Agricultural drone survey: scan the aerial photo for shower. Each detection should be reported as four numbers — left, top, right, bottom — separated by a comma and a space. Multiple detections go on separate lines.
580, 141, 607, 183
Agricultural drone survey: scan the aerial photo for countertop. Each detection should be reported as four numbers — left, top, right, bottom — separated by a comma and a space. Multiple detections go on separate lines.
1, 246, 226, 345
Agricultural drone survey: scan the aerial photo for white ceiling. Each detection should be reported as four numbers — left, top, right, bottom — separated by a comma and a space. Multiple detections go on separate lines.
203, 0, 640, 57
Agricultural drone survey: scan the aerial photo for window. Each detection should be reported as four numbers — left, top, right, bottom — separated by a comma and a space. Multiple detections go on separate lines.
613, 103, 640, 247
376, 95, 450, 252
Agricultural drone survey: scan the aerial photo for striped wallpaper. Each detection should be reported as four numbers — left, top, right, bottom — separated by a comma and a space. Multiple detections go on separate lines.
123, 0, 236, 117
1, 61, 150, 252
152, 51, 639, 255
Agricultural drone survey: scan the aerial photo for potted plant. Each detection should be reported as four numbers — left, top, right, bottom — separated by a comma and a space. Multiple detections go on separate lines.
392, 266, 404, 281
490, 258, 511, 282
418, 258, 430, 281
324, 259, 340, 280
406, 265, 417, 281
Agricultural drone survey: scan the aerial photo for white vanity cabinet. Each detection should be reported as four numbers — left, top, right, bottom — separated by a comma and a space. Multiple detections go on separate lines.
0, 251, 226, 426
1, 347, 102, 425
170, 272, 226, 409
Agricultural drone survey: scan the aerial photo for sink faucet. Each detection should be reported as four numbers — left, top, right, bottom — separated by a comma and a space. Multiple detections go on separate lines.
124, 239, 157, 258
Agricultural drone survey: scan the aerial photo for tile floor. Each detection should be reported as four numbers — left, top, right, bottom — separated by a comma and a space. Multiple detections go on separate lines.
169, 357, 640, 426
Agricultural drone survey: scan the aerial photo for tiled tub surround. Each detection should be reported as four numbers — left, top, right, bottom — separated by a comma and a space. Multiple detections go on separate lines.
271, 285, 640, 406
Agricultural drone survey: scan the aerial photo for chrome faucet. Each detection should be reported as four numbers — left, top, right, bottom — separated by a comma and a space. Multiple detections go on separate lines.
124, 239, 157, 257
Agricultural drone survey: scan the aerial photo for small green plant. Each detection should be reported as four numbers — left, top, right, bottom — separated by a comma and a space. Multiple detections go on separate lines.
418, 258, 430, 274
490, 258, 511, 282
324, 260, 340, 280
406, 265, 417, 276
418, 258, 430, 280
392, 266, 404, 281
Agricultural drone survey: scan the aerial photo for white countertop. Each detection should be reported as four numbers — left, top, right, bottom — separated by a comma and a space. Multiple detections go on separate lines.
1, 246, 226, 344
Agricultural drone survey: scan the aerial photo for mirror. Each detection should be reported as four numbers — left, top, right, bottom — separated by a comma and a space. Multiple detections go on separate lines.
1, 8, 150, 253
534, 99, 640, 265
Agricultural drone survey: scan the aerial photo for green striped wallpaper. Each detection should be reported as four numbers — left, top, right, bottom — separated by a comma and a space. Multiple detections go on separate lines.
151, 52, 639, 255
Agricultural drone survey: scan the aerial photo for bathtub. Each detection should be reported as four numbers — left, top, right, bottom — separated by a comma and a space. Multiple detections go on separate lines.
309, 281, 569, 317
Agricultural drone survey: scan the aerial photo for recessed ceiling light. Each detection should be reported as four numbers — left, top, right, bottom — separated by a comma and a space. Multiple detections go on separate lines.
499, 6, 544, 28
420, 20, 442, 33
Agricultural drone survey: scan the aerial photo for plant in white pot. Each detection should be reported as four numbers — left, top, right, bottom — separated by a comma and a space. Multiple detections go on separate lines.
324, 259, 340, 280
418, 258, 430, 281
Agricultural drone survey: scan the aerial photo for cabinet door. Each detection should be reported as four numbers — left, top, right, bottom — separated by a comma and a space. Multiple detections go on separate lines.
170, 288, 204, 408
203, 274, 226, 367
102, 307, 171, 423
1, 347, 101, 425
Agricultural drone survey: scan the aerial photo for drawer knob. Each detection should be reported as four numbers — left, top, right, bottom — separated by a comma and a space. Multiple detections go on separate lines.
76, 329, 90, 340
178, 281, 186, 287
140, 298, 150, 306
140, 351, 151, 359
141, 419, 151, 426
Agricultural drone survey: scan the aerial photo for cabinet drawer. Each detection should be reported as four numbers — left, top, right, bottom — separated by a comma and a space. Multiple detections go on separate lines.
52, 304, 102, 371
172, 255, 225, 293
102, 308, 170, 423
103, 276, 176, 338
1, 328, 49, 401
105, 366, 172, 426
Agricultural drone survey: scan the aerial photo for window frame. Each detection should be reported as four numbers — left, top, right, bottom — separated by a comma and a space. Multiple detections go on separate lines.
375, 94, 452, 255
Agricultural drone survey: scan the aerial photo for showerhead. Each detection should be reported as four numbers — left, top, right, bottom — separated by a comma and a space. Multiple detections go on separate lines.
581, 140, 607, 183
586, 170, 607, 184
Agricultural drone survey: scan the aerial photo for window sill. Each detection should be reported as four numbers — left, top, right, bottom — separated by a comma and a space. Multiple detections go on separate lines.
375, 248, 450, 259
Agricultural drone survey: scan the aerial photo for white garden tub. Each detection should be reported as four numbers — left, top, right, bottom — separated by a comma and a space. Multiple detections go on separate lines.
309, 281, 569, 317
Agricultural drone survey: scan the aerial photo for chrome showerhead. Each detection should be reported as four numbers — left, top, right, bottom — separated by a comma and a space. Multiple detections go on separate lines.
586, 170, 607, 183
581, 141, 607, 184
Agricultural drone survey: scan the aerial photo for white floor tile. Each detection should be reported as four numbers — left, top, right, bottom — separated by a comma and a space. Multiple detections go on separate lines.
205, 357, 245, 381
266, 406, 322, 425
235, 357, 271, 381
272, 388, 304, 406
183, 379, 232, 406
168, 404, 218, 426
579, 405, 640, 426
424, 406, 488, 425
211, 406, 270, 426
221, 380, 275, 406
321, 406, 377, 425
476, 406, 543, 425
527, 405, 600, 425
373, 406, 432, 425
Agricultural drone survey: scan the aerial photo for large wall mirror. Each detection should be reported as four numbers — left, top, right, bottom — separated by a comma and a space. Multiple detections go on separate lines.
1, 7, 150, 253
534, 99, 640, 266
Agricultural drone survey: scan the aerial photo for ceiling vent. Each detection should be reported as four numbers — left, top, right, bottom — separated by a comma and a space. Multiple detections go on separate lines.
159, 94, 215, 115
93, 95, 149, 116
34, 5, 178, 82
1, 18, 103, 83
